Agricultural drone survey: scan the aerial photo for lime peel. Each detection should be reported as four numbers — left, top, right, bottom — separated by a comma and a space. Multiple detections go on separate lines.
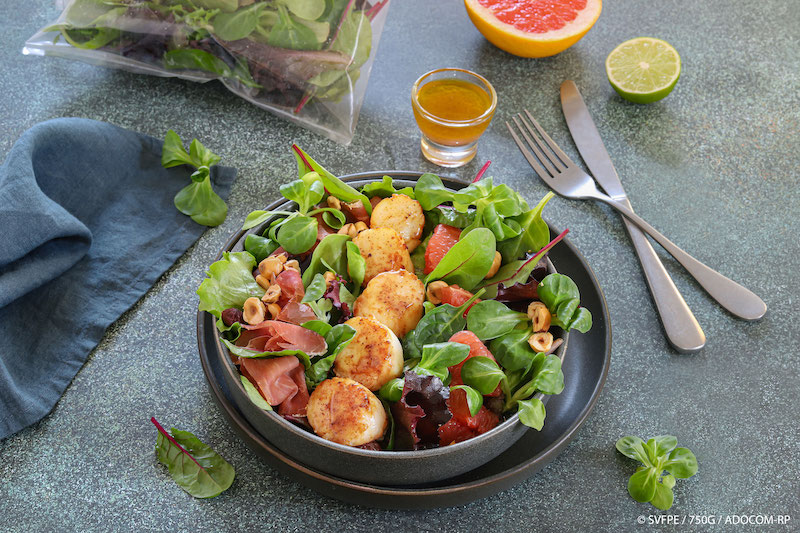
606, 37, 681, 104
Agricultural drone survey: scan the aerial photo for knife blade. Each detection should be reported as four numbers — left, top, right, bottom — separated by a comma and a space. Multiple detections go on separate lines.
560, 80, 705, 353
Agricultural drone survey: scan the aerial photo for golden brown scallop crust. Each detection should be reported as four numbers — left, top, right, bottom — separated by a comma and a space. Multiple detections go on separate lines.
333, 317, 403, 391
306, 377, 387, 446
352, 228, 414, 286
353, 270, 425, 338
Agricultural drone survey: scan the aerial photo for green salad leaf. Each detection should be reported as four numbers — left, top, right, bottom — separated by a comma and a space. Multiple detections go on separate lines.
466, 300, 528, 341
450, 385, 483, 416
424, 228, 496, 291
152, 417, 235, 499
302, 234, 350, 286
616, 435, 698, 510
197, 252, 263, 321
222, 339, 313, 369
161, 131, 227, 227
306, 323, 356, 385
413, 342, 470, 381
516, 397, 545, 430
361, 175, 415, 199
292, 145, 371, 214
538, 273, 593, 333
240, 375, 272, 411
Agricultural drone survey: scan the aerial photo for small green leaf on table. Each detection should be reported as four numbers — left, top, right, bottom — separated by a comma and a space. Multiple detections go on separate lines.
152, 417, 235, 498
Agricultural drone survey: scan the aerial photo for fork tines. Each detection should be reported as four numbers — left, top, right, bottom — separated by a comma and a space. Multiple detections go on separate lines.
506, 110, 573, 179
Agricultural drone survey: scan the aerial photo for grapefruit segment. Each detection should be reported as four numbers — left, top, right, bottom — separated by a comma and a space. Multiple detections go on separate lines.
464, 0, 602, 58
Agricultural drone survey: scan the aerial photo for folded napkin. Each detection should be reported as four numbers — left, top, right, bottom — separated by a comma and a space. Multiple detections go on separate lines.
0, 118, 235, 439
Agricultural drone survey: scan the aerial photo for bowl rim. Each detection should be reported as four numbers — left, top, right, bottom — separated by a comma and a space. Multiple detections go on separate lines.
209, 171, 570, 458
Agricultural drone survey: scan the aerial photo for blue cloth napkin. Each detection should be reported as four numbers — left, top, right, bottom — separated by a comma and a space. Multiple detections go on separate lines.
0, 118, 236, 439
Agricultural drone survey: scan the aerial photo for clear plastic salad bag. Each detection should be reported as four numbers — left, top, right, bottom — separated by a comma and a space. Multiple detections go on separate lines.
24, 0, 390, 144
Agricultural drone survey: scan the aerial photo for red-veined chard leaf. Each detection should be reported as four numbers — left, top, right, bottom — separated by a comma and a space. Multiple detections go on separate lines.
152, 417, 235, 498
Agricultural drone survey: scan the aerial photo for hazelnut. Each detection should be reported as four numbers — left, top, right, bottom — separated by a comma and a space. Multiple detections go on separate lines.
267, 303, 281, 319
255, 274, 272, 290
337, 223, 358, 239
485, 251, 502, 279
426, 280, 448, 305
221, 308, 243, 327
243, 297, 266, 325
258, 256, 284, 280
326, 196, 342, 210
323, 271, 336, 289
284, 259, 300, 273
354, 221, 369, 233
261, 284, 282, 304
527, 301, 551, 332
528, 332, 554, 353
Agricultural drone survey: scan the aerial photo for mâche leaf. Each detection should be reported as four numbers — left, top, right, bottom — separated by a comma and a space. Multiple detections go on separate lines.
152, 417, 235, 498
450, 385, 483, 416
616, 434, 698, 510
276, 214, 318, 254
414, 342, 471, 381
361, 175, 416, 199
161, 130, 227, 227
461, 356, 506, 395
537, 273, 593, 333
517, 397, 546, 430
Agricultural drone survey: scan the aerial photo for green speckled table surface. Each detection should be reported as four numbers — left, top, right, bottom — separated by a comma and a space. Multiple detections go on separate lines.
1, 0, 799, 531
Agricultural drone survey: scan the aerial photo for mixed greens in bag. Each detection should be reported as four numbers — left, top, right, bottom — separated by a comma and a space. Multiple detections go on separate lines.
24, 0, 390, 143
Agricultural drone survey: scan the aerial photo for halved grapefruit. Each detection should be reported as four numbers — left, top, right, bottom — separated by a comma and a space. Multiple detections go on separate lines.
464, 0, 602, 58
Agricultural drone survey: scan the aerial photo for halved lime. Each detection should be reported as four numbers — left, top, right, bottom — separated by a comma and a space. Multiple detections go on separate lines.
606, 37, 681, 104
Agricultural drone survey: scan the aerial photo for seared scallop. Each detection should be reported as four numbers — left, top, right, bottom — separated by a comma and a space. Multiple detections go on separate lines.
370, 194, 425, 252
352, 227, 414, 286
354, 270, 425, 338
306, 377, 387, 446
334, 316, 404, 391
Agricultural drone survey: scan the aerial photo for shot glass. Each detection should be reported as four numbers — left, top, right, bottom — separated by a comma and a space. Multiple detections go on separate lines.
411, 68, 497, 168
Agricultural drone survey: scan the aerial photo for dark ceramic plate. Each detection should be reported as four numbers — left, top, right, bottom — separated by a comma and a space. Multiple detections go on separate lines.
208, 174, 569, 485
197, 171, 611, 508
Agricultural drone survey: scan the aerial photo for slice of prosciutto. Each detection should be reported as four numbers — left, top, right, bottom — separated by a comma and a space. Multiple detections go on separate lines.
275, 269, 305, 306
240, 356, 309, 416
275, 299, 317, 325
236, 320, 327, 355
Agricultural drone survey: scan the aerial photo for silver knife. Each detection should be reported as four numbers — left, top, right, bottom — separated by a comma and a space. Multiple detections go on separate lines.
560, 80, 705, 353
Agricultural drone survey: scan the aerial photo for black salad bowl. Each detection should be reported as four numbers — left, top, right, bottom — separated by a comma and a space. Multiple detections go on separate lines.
201, 172, 571, 486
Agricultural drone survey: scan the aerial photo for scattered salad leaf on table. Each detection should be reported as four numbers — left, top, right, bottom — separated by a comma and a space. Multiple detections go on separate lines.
151, 417, 235, 498
616, 435, 698, 510
161, 130, 228, 227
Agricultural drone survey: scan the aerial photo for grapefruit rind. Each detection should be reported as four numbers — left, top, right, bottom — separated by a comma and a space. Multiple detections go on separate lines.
464, 0, 602, 58
605, 37, 681, 104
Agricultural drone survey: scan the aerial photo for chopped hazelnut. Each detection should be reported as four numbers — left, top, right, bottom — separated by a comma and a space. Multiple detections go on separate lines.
267, 303, 281, 319
262, 284, 282, 304
243, 297, 266, 325
528, 332, 554, 353
258, 256, 284, 280
485, 251, 502, 278
426, 280, 448, 305
527, 301, 551, 332
284, 259, 300, 273
326, 196, 342, 210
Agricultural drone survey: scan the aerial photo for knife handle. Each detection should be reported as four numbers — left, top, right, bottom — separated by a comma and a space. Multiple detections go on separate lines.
598, 196, 768, 321
621, 214, 705, 353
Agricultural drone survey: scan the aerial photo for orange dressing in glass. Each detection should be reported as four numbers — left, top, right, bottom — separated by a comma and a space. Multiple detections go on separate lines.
413, 79, 494, 145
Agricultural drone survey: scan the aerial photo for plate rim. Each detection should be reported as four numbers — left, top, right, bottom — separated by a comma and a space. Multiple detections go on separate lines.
196, 170, 612, 504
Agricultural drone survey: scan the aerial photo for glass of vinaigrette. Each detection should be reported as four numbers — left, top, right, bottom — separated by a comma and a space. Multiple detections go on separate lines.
411, 68, 497, 167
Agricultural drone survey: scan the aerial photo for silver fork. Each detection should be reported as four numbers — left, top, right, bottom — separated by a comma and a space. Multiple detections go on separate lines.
507, 110, 767, 321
